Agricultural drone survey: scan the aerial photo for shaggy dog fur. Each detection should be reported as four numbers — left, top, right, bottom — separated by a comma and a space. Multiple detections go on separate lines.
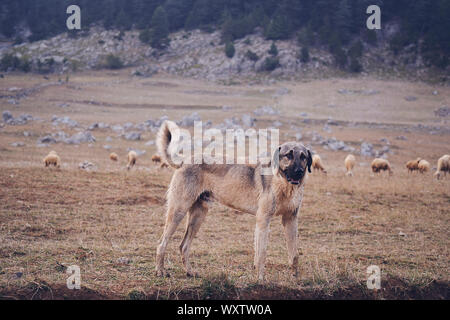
155, 120, 312, 281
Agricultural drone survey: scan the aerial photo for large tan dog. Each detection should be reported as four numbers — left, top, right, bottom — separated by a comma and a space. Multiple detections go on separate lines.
155, 121, 312, 281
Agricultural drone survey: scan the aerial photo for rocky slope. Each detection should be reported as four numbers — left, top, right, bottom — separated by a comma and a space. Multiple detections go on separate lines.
0, 25, 447, 83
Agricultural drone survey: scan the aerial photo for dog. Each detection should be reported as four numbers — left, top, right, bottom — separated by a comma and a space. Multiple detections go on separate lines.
155, 121, 312, 281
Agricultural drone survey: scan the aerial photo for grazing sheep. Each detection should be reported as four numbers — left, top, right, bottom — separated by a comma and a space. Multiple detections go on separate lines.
127, 151, 137, 170
418, 159, 430, 173
152, 154, 161, 164
345, 154, 356, 176
434, 155, 450, 180
312, 154, 327, 174
43, 151, 60, 168
406, 158, 421, 173
371, 158, 393, 175
160, 162, 169, 169
109, 152, 118, 161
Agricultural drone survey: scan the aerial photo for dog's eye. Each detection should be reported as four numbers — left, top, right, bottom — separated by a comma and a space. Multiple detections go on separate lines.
286, 151, 293, 160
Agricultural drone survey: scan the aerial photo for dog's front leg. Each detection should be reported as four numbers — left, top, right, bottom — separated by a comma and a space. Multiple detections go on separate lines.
282, 209, 299, 277
254, 207, 273, 282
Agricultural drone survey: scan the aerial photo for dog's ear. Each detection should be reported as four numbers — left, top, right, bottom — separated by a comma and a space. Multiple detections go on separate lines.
306, 149, 312, 173
272, 146, 281, 176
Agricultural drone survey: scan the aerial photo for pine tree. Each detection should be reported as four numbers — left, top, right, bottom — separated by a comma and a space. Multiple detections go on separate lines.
150, 6, 170, 49
300, 47, 310, 63
265, 10, 291, 40
335, 0, 352, 44
268, 42, 278, 56
225, 42, 235, 58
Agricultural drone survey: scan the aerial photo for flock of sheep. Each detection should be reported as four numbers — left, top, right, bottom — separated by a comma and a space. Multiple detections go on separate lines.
43, 148, 450, 180
311, 153, 449, 179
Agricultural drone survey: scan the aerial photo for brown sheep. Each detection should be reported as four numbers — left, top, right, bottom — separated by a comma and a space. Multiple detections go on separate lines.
312, 154, 327, 174
160, 162, 169, 169
418, 159, 430, 173
371, 158, 393, 175
152, 154, 162, 164
109, 152, 118, 161
434, 155, 450, 180
43, 151, 61, 168
406, 158, 421, 173
344, 154, 356, 176
126, 151, 137, 170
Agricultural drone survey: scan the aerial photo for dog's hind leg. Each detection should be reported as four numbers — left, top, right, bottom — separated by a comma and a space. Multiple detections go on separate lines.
180, 199, 208, 277
156, 203, 189, 277
282, 211, 299, 277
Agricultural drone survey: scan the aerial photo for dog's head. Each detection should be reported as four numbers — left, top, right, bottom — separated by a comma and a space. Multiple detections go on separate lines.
272, 142, 312, 185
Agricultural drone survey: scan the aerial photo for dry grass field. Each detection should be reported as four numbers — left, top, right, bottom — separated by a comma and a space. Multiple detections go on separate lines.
0, 70, 449, 299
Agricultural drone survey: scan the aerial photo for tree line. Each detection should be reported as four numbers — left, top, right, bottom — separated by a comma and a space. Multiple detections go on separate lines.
0, 0, 448, 68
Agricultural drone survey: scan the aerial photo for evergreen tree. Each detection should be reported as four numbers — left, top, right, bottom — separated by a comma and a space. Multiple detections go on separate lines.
150, 6, 170, 49
268, 43, 278, 56
335, 0, 352, 44
225, 42, 235, 58
300, 47, 310, 63
265, 10, 291, 40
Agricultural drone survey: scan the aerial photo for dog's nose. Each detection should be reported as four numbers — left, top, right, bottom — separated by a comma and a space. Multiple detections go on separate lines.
295, 168, 304, 175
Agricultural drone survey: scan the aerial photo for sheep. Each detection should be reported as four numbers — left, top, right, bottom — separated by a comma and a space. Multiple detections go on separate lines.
434, 155, 450, 180
406, 158, 421, 173
151, 154, 161, 164
160, 162, 169, 169
43, 151, 61, 168
109, 152, 118, 161
345, 154, 356, 176
371, 158, 393, 175
418, 159, 430, 173
126, 151, 137, 170
312, 154, 327, 174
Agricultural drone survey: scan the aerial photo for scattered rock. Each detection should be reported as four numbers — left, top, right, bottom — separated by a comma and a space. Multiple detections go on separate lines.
65, 131, 96, 144
242, 114, 256, 127
38, 135, 57, 144
434, 106, 450, 118
123, 132, 141, 141
396, 135, 407, 141
404, 96, 418, 102
145, 140, 155, 146
360, 142, 374, 157
178, 112, 201, 127
116, 257, 132, 265
2, 111, 13, 122
254, 106, 279, 116
10, 142, 25, 147
52, 115, 78, 127
79, 161, 96, 170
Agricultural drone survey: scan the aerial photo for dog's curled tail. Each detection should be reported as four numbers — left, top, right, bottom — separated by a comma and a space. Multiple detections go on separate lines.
156, 120, 182, 169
